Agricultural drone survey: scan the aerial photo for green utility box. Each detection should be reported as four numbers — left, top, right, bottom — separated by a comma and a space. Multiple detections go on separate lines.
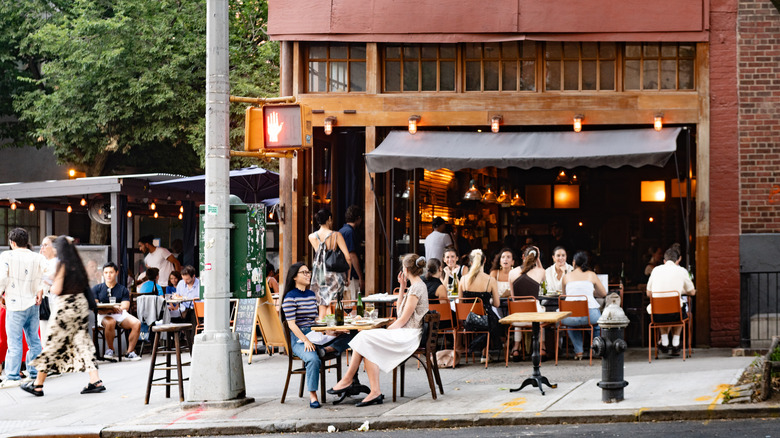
199, 196, 266, 299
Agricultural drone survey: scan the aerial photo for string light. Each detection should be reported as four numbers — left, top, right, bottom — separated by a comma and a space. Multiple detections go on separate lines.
178, 213, 183, 220
28, 203, 35, 212
179, 206, 184, 213
80, 197, 87, 206
153, 212, 158, 218
10, 203, 16, 210
127, 210, 133, 218
150, 202, 156, 210
66, 205, 72, 213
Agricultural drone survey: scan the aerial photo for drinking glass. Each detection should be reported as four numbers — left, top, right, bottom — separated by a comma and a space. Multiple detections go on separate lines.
109, 296, 117, 304
365, 303, 375, 319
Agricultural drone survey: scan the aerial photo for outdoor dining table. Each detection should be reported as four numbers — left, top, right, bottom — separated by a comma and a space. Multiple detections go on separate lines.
309, 317, 392, 332
499, 311, 571, 395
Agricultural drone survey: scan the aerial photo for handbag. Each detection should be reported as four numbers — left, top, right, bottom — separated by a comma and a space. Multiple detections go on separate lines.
39, 296, 51, 320
324, 233, 350, 273
463, 300, 489, 332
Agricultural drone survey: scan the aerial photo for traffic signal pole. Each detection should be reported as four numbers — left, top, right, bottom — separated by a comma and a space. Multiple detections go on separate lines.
186, 0, 250, 405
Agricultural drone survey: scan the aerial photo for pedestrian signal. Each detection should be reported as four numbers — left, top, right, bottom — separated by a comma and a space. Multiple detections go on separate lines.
244, 104, 312, 152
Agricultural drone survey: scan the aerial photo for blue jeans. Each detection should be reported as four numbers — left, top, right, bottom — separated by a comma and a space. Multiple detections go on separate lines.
561, 308, 602, 354
5, 305, 42, 380
291, 327, 352, 392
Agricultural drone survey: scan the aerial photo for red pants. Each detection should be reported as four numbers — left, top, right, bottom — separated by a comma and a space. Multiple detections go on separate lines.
0, 307, 30, 367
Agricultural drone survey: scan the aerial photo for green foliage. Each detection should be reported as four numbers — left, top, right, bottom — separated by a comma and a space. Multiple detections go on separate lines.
771, 345, 780, 362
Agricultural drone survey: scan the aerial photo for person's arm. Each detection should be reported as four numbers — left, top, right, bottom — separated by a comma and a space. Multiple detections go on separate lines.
489, 276, 500, 307
287, 319, 316, 352
646, 273, 654, 298
507, 266, 521, 285
349, 251, 363, 290
167, 255, 181, 273
268, 277, 280, 295
592, 272, 607, 298
396, 270, 407, 308
334, 232, 352, 285
489, 269, 498, 280
120, 287, 131, 312
389, 293, 419, 329
50, 266, 65, 296
435, 284, 448, 301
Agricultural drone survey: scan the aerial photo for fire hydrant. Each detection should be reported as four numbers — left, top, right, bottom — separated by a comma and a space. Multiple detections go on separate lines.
591, 292, 629, 403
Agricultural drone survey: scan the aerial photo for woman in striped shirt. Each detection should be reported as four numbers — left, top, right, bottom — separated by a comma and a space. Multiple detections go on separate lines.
281, 262, 352, 408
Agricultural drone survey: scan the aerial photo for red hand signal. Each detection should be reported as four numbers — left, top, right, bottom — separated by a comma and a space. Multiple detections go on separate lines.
266, 111, 284, 142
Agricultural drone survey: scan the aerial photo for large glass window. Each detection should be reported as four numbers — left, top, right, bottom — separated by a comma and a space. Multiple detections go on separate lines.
624, 43, 695, 90
545, 42, 616, 91
383, 44, 456, 92
306, 43, 366, 93
0, 207, 39, 246
464, 42, 536, 91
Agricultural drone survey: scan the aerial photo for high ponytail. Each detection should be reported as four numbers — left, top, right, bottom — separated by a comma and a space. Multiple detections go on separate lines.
461, 249, 484, 290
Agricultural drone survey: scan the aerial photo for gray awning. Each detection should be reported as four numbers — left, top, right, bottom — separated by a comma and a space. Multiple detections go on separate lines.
365, 128, 682, 173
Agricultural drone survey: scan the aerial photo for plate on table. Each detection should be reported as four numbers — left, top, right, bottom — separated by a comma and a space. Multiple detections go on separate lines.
311, 321, 328, 327
352, 320, 373, 326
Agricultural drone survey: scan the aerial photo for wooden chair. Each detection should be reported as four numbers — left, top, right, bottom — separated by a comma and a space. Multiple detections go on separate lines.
504, 297, 543, 366
555, 295, 594, 365
194, 301, 205, 334
454, 297, 491, 368
144, 323, 192, 404
280, 320, 342, 404
648, 291, 689, 362
392, 312, 444, 401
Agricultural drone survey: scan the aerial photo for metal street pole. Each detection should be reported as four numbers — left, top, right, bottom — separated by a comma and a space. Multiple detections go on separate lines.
187, 0, 248, 404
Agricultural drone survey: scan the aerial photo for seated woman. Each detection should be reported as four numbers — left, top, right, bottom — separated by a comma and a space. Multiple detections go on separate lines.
507, 246, 546, 361
137, 268, 164, 295
490, 248, 515, 299
266, 261, 280, 296
459, 249, 502, 361
327, 254, 429, 407
281, 262, 353, 409
560, 251, 607, 360
422, 258, 448, 302
442, 246, 467, 291
545, 246, 572, 295
167, 270, 182, 295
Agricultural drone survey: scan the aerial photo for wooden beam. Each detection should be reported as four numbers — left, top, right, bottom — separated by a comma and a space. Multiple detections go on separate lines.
695, 42, 711, 346
365, 126, 377, 294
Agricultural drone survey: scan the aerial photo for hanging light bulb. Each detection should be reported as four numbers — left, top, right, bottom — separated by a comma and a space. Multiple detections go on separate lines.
28, 203, 35, 212
127, 210, 133, 218
178, 213, 183, 220
463, 179, 482, 201
511, 192, 526, 207
150, 202, 156, 210
482, 184, 498, 204
80, 197, 87, 206
66, 205, 73, 213
573, 114, 584, 133
10, 202, 17, 210
179, 205, 184, 213
153, 211, 159, 218
497, 187, 510, 206
654, 113, 664, 131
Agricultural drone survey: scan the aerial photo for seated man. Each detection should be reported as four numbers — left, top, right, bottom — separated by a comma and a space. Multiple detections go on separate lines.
92, 262, 142, 361
646, 246, 695, 356
171, 265, 199, 322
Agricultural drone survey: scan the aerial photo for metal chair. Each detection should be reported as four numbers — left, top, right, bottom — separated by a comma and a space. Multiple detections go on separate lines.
280, 320, 342, 403
194, 301, 205, 334
392, 312, 444, 401
555, 295, 594, 365
454, 297, 491, 368
504, 297, 544, 366
648, 291, 689, 362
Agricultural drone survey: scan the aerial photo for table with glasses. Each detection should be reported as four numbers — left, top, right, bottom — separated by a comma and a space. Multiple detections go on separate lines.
309, 317, 392, 332
362, 293, 399, 318
499, 311, 571, 395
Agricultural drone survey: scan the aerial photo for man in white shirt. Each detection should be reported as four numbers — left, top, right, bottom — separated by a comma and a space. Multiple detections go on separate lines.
424, 217, 453, 262
172, 265, 200, 321
646, 246, 695, 355
138, 235, 181, 288
0, 228, 49, 384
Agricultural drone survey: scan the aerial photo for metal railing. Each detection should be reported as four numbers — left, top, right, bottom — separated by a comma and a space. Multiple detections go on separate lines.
740, 271, 780, 348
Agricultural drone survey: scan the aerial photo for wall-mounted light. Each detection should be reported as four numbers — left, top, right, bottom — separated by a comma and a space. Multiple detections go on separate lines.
463, 179, 482, 201
573, 114, 584, 133
324, 116, 337, 135
66, 205, 73, 213
491, 115, 503, 133
80, 197, 87, 206
641, 180, 666, 202
28, 203, 35, 212
127, 210, 133, 218
408, 115, 421, 135
150, 202, 156, 210
654, 113, 664, 131
68, 169, 85, 179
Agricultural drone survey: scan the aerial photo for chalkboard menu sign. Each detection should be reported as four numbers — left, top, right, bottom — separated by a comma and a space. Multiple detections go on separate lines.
233, 298, 259, 353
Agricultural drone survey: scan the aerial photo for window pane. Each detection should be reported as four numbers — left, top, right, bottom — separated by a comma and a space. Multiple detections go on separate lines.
563, 60, 579, 90
421, 61, 437, 91
546, 61, 561, 90
581, 42, 598, 58
385, 45, 401, 59
502, 61, 518, 90
329, 61, 348, 92
309, 44, 327, 59
403, 45, 419, 59
484, 61, 499, 90
421, 44, 437, 59
563, 42, 579, 58
484, 43, 500, 59
521, 41, 537, 59
465, 61, 481, 91
643, 59, 659, 89
350, 61, 366, 92
679, 59, 694, 89
330, 43, 348, 59
624, 60, 640, 89
545, 42, 562, 59
599, 60, 615, 90
440, 61, 455, 91
465, 43, 481, 59
501, 42, 519, 58
643, 43, 659, 58
600, 42, 616, 59
679, 44, 695, 58
385, 61, 401, 91
521, 60, 535, 90
350, 44, 366, 59
582, 60, 596, 90
308, 61, 327, 92
625, 43, 641, 58
440, 45, 456, 58
661, 43, 677, 58
403, 61, 418, 91
660, 60, 676, 89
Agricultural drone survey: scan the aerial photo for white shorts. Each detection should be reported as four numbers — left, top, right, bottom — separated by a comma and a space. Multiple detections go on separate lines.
99, 310, 131, 326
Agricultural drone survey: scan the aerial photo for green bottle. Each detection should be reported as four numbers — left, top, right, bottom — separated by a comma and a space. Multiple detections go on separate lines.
356, 292, 365, 317
335, 293, 345, 326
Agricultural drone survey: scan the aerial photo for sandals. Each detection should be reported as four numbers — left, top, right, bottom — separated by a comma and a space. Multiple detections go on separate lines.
511, 349, 522, 362
573, 353, 584, 361
21, 381, 44, 397
81, 380, 106, 394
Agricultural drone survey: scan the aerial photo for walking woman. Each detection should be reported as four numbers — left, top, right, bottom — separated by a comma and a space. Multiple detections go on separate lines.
308, 209, 351, 320
22, 236, 105, 396
327, 254, 429, 406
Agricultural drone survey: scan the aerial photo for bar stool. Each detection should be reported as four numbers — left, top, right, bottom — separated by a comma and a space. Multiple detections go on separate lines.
144, 323, 192, 404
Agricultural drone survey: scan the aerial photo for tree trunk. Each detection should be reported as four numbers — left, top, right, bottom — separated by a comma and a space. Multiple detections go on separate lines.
87, 149, 111, 245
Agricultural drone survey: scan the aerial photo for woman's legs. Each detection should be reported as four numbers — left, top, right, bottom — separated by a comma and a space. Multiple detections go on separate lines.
361, 358, 383, 401
331, 351, 363, 391
291, 339, 322, 401
561, 316, 588, 354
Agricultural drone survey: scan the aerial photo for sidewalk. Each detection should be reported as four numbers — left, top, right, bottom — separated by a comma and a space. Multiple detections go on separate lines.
1, 347, 776, 437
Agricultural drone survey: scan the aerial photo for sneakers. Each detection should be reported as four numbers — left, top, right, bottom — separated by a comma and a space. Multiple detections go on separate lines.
103, 349, 114, 359
125, 352, 141, 361
0, 379, 22, 389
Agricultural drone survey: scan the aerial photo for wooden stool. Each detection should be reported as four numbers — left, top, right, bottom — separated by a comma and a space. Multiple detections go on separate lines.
144, 323, 192, 404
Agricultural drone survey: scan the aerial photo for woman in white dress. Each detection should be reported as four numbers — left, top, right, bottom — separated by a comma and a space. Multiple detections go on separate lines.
327, 254, 429, 407
560, 251, 607, 360
489, 248, 515, 299
544, 246, 573, 295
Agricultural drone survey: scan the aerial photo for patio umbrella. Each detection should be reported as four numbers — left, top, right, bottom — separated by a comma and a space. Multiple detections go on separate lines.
151, 166, 279, 204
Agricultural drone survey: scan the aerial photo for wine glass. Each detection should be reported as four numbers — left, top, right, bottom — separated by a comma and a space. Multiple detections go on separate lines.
365, 302, 375, 319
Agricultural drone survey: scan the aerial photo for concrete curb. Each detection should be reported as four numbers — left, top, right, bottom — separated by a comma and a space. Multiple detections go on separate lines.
98, 403, 780, 437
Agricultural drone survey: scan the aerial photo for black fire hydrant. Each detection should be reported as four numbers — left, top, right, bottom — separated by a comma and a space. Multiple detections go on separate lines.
591, 293, 629, 403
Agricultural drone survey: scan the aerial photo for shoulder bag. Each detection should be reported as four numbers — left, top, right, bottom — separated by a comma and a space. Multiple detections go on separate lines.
39, 296, 51, 320
463, 299, 489, 332
324, 232, 350, 273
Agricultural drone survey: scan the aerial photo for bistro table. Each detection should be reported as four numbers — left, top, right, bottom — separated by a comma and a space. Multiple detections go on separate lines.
309, 317, 392, 332
499, 311, 571, 395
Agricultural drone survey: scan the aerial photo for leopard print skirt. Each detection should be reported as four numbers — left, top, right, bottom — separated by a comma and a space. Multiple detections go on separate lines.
31, 293, 98, 374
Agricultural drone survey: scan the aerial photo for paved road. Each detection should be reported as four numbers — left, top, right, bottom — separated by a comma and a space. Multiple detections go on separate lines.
193, 418, 780, 437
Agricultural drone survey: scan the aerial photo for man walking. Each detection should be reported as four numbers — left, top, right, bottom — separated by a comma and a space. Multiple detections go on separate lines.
138, 235, 181, 287
424, 217, 454, 262
338, 206, 364, 300
0, 228, 48, 385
